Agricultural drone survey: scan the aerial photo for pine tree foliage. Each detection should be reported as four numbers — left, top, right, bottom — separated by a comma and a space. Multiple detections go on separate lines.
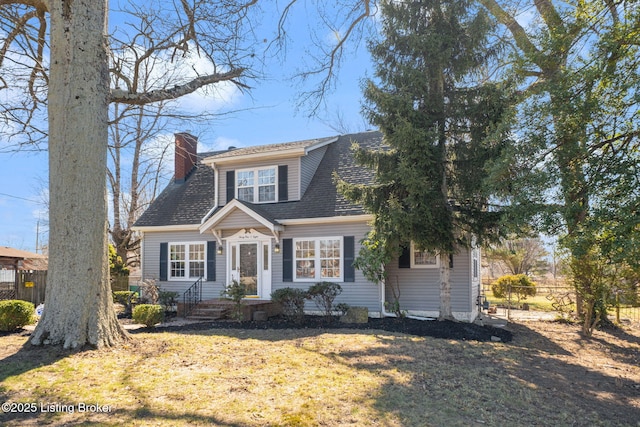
338, 0, 512, 319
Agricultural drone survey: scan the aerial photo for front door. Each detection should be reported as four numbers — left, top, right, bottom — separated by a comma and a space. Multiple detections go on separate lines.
238, 243, 258, 296
228, 230, 272, 299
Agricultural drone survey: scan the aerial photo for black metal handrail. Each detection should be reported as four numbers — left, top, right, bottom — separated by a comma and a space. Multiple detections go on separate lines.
182, 276, 203, 317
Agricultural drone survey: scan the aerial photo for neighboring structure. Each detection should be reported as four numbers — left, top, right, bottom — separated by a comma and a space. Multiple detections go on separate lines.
0, 246, 48, 303
133, 131, 481, 321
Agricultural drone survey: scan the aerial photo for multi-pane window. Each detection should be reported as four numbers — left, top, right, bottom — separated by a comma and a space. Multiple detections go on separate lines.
258, 168, 276, 202
411, 242, 438, 268
295, 240, 315, 279
320, 239, 341, 278
294, 238, 342, 281
236, 171, 254, 202
189, 244, 205, 277
169, 243, 206, 279
236, 167, 276, 203
170, 244, 186, 278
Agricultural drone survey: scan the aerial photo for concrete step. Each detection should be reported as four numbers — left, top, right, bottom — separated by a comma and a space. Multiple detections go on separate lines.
187, 307, 228, 320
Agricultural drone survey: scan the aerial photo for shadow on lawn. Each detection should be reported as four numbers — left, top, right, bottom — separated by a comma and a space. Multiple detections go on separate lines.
344, 322, 639, 426
589, 325, 640, 367
0, 331, 79, 383
1, 405, 249, 427
2, 321, 638, 426
134, 321, 638, 425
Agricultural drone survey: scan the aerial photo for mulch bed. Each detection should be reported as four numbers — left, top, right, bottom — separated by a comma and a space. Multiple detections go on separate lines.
130, 315, 514, 342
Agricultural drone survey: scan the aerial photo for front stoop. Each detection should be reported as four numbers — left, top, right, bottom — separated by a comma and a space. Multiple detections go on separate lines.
178, 299, 282, 321
188, 307, 229, 320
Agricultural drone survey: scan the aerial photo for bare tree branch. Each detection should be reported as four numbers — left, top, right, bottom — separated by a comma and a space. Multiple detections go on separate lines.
110, 68, 247, 104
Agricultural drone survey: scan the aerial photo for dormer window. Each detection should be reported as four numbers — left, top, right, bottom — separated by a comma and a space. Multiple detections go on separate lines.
237, 166, 277, 203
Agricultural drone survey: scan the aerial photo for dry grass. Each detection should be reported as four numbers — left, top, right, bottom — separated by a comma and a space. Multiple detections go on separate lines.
1, 321, 639, 426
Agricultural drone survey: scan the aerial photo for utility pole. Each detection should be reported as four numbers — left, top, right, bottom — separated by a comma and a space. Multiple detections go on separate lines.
35, 219, 40, 254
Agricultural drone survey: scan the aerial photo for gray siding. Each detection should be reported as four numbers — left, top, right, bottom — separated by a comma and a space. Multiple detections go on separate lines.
140, 224, 478, 320
216, 209, 265, 230
272, 222, 381, 313
300, 145, 327, 196
217, 157, 300, 206
141, 230, 226, 300
385, 248, 476, 319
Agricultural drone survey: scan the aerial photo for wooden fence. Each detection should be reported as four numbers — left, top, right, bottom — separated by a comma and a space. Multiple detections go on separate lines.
0, 272, 133, 306
16, 270, 48, 306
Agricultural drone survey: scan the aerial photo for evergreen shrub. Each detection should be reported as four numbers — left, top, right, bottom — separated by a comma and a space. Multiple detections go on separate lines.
132, 304, 164, 327
0, 300, 35, 331
271, 287, 307, 322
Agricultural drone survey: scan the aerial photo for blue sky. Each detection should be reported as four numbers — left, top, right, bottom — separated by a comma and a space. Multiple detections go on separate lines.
0, 3, 375, 253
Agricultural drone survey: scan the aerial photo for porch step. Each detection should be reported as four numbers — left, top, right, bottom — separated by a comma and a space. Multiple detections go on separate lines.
187, 307, 228, 320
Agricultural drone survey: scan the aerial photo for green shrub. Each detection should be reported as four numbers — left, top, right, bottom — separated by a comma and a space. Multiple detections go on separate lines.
307, 281, 342, 319
132, 304, 164, 327
491, 274, 537, 303
221, 280, 246, 321
159, 291, 179, 311
271, 287, 307, 323
112, 291, 138, 316
0, 300, 35, 332
113, 291, 138, 305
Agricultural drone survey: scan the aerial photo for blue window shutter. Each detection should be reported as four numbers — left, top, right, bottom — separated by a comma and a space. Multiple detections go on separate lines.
226, 170, 235, 203
282, 238, 293, 282
207, 241, 216, 281
159, 242, 168, 280
344, 236, 355, 282
399, 245, 411, 268
278, 165, 288, 201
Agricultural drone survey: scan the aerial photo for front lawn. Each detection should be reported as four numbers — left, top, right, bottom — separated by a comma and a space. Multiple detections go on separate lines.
1, 322, 639, 426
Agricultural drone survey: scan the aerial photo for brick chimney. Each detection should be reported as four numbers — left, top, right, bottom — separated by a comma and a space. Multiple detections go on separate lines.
174, 133, 198, 183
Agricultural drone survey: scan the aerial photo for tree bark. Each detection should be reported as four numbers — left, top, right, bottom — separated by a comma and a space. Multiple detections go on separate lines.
30, 0, 128, 348
438, 252, 453, 321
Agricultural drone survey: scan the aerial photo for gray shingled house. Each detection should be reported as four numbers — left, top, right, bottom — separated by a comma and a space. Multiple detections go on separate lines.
133, 131, 482, 321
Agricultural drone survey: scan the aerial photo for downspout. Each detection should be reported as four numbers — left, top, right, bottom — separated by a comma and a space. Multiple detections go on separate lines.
201, 163, 219, 225
138, 231, 144, 288
379, 265, 435, 321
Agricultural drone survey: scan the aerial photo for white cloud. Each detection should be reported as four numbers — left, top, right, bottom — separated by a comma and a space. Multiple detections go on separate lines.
111, 43, 244, 115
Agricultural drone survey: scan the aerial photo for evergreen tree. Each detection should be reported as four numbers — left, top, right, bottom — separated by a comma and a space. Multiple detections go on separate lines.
339, 0, 510, 320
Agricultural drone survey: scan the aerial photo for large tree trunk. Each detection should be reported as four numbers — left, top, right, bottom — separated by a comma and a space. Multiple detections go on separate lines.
31, 0, 128, 348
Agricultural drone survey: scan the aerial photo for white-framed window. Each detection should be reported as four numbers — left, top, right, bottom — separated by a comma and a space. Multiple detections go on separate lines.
411, 242, 439, 268
294, 237, 343, 281
236, 166, 277, 203
169, 242, 206, 280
